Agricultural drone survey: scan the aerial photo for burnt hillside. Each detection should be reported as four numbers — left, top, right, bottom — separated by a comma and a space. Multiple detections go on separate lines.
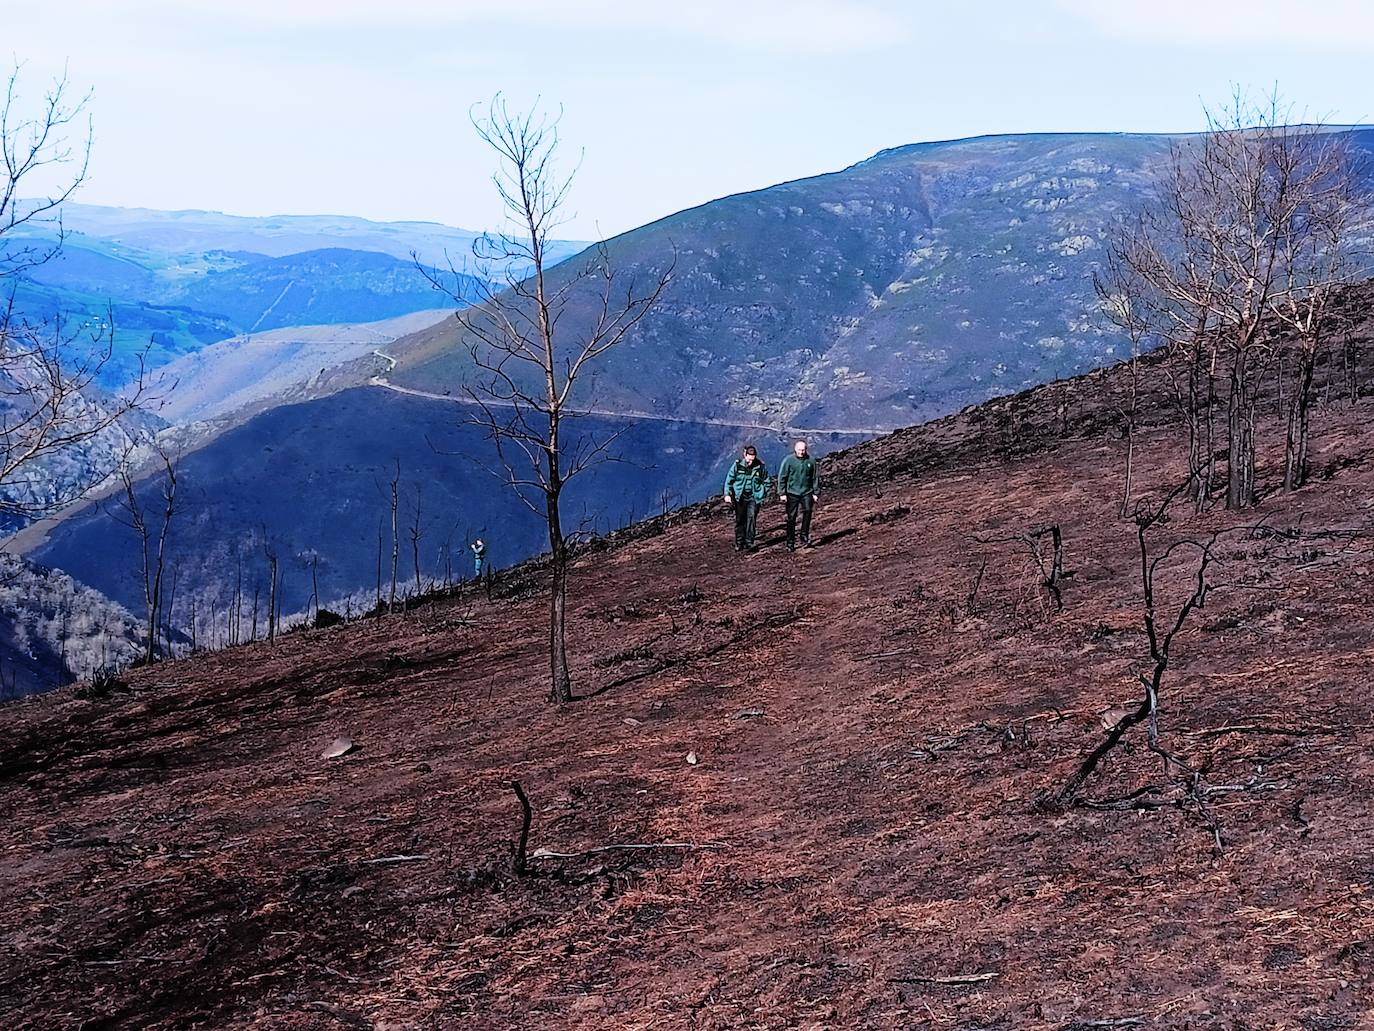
4, 307, 1374, 1028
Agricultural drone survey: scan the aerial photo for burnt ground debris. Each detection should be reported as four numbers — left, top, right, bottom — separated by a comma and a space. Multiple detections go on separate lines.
5, 320, 1374, 1027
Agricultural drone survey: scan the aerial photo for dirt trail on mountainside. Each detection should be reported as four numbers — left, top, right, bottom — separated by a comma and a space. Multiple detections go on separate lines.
4, 399, 1374, 1028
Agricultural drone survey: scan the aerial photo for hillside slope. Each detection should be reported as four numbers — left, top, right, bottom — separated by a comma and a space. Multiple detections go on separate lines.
0, 554, 142, 697
25, 386, 774, 617
390, 128, 1374, 431
154, 309, 452, 429
4, 366, 1374, 1027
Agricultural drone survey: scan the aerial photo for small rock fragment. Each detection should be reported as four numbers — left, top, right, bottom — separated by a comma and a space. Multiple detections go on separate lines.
321, 736, 357, 759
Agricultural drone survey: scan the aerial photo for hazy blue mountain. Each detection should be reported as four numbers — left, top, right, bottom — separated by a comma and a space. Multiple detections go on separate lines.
3, 204, 585, 387
7, 237, 479, 384
390, 129, 1374, 431
43, 201, 589, 270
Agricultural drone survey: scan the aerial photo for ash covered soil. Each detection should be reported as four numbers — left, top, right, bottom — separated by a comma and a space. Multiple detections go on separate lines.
4, 372, 1374, 1029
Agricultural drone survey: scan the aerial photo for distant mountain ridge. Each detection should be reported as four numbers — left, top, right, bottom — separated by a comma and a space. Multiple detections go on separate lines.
38, 201, 590, 270
387, 128, 1374, 431
6, 204, 587, 386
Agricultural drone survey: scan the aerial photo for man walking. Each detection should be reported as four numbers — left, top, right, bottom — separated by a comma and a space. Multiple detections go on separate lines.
777, 439, 819, 552
723, 445, 769, 552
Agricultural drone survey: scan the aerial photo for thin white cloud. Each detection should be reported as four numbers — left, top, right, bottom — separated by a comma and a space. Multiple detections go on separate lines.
26, 0, 909, 56
1055, 0, 1374, 50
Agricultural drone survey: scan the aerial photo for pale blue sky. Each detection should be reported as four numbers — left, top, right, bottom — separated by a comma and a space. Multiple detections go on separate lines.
6, 0, 1374, 238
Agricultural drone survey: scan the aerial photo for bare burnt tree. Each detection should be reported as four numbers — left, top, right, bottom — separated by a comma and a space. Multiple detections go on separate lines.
309, 552, 320, 624
1268, 137, 1368, 490
165, 561, 179, 656
408, 483, 425, 598
264, 536, 280, 645
971, 525, 1067, 616
1112, 94, 1369, 509
1094, 228, 1155, 515
230, 550, 244, 646
0, 63, 91, 275
374, 520, 384, 611
1047, 484, 1238, 848
388, 461, 400, 611
420, 97, 673, 703
109, 446, 178, 665
0, 65, 160, 516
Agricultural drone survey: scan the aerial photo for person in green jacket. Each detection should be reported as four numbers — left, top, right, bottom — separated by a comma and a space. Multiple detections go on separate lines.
723, 444, 769, 551
777, 439, 819, 551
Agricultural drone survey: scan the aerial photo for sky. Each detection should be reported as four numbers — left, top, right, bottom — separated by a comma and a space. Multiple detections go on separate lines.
6, 0, 1374, 239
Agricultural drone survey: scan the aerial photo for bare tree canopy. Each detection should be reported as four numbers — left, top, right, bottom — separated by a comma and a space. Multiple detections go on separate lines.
421, 96, 674, 703
1103, 92, 1371, 508
0, 63, 161, 520
0, 62, 92, 276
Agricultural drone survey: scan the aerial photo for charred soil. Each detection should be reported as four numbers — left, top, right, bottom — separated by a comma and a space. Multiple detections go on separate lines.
5, 345, 1374, 1029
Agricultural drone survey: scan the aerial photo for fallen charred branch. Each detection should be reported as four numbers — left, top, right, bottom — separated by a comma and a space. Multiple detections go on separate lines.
527, 841, 728, 861
888, 971, 999, 986
1186, 723, 1337, 739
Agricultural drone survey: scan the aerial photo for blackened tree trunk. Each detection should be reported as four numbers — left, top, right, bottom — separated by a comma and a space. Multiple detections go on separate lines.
1226, 355, 1258, 510
546, 483, 573, 704
1283, 342, 1318, 491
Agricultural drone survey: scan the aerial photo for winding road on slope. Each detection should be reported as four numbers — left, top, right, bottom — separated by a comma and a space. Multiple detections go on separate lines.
366, 350, 887, 438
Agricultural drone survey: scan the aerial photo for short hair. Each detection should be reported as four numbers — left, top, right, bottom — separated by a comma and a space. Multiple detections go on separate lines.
743, 445, 757, 456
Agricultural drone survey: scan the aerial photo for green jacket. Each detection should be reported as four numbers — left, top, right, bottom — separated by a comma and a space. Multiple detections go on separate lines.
777, 454, 819, 497
724, 458, 769, 503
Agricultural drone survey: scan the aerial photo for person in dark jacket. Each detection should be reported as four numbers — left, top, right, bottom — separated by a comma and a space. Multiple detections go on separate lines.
776, 439, 819, 551
723, 445, 769, 551
470, 538, 487, 579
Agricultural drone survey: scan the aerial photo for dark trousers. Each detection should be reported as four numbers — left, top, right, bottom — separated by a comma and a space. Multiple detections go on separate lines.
784, 493, 814, 548
733, 498, 759, 549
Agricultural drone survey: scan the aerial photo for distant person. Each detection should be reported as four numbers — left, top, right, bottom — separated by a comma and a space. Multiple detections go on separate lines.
723, 445, 769, 552
470, 538, 487, 580
777, 439, 819, 552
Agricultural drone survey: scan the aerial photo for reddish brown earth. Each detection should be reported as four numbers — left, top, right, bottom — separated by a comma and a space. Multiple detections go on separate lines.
4, 380, 1374, 1029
